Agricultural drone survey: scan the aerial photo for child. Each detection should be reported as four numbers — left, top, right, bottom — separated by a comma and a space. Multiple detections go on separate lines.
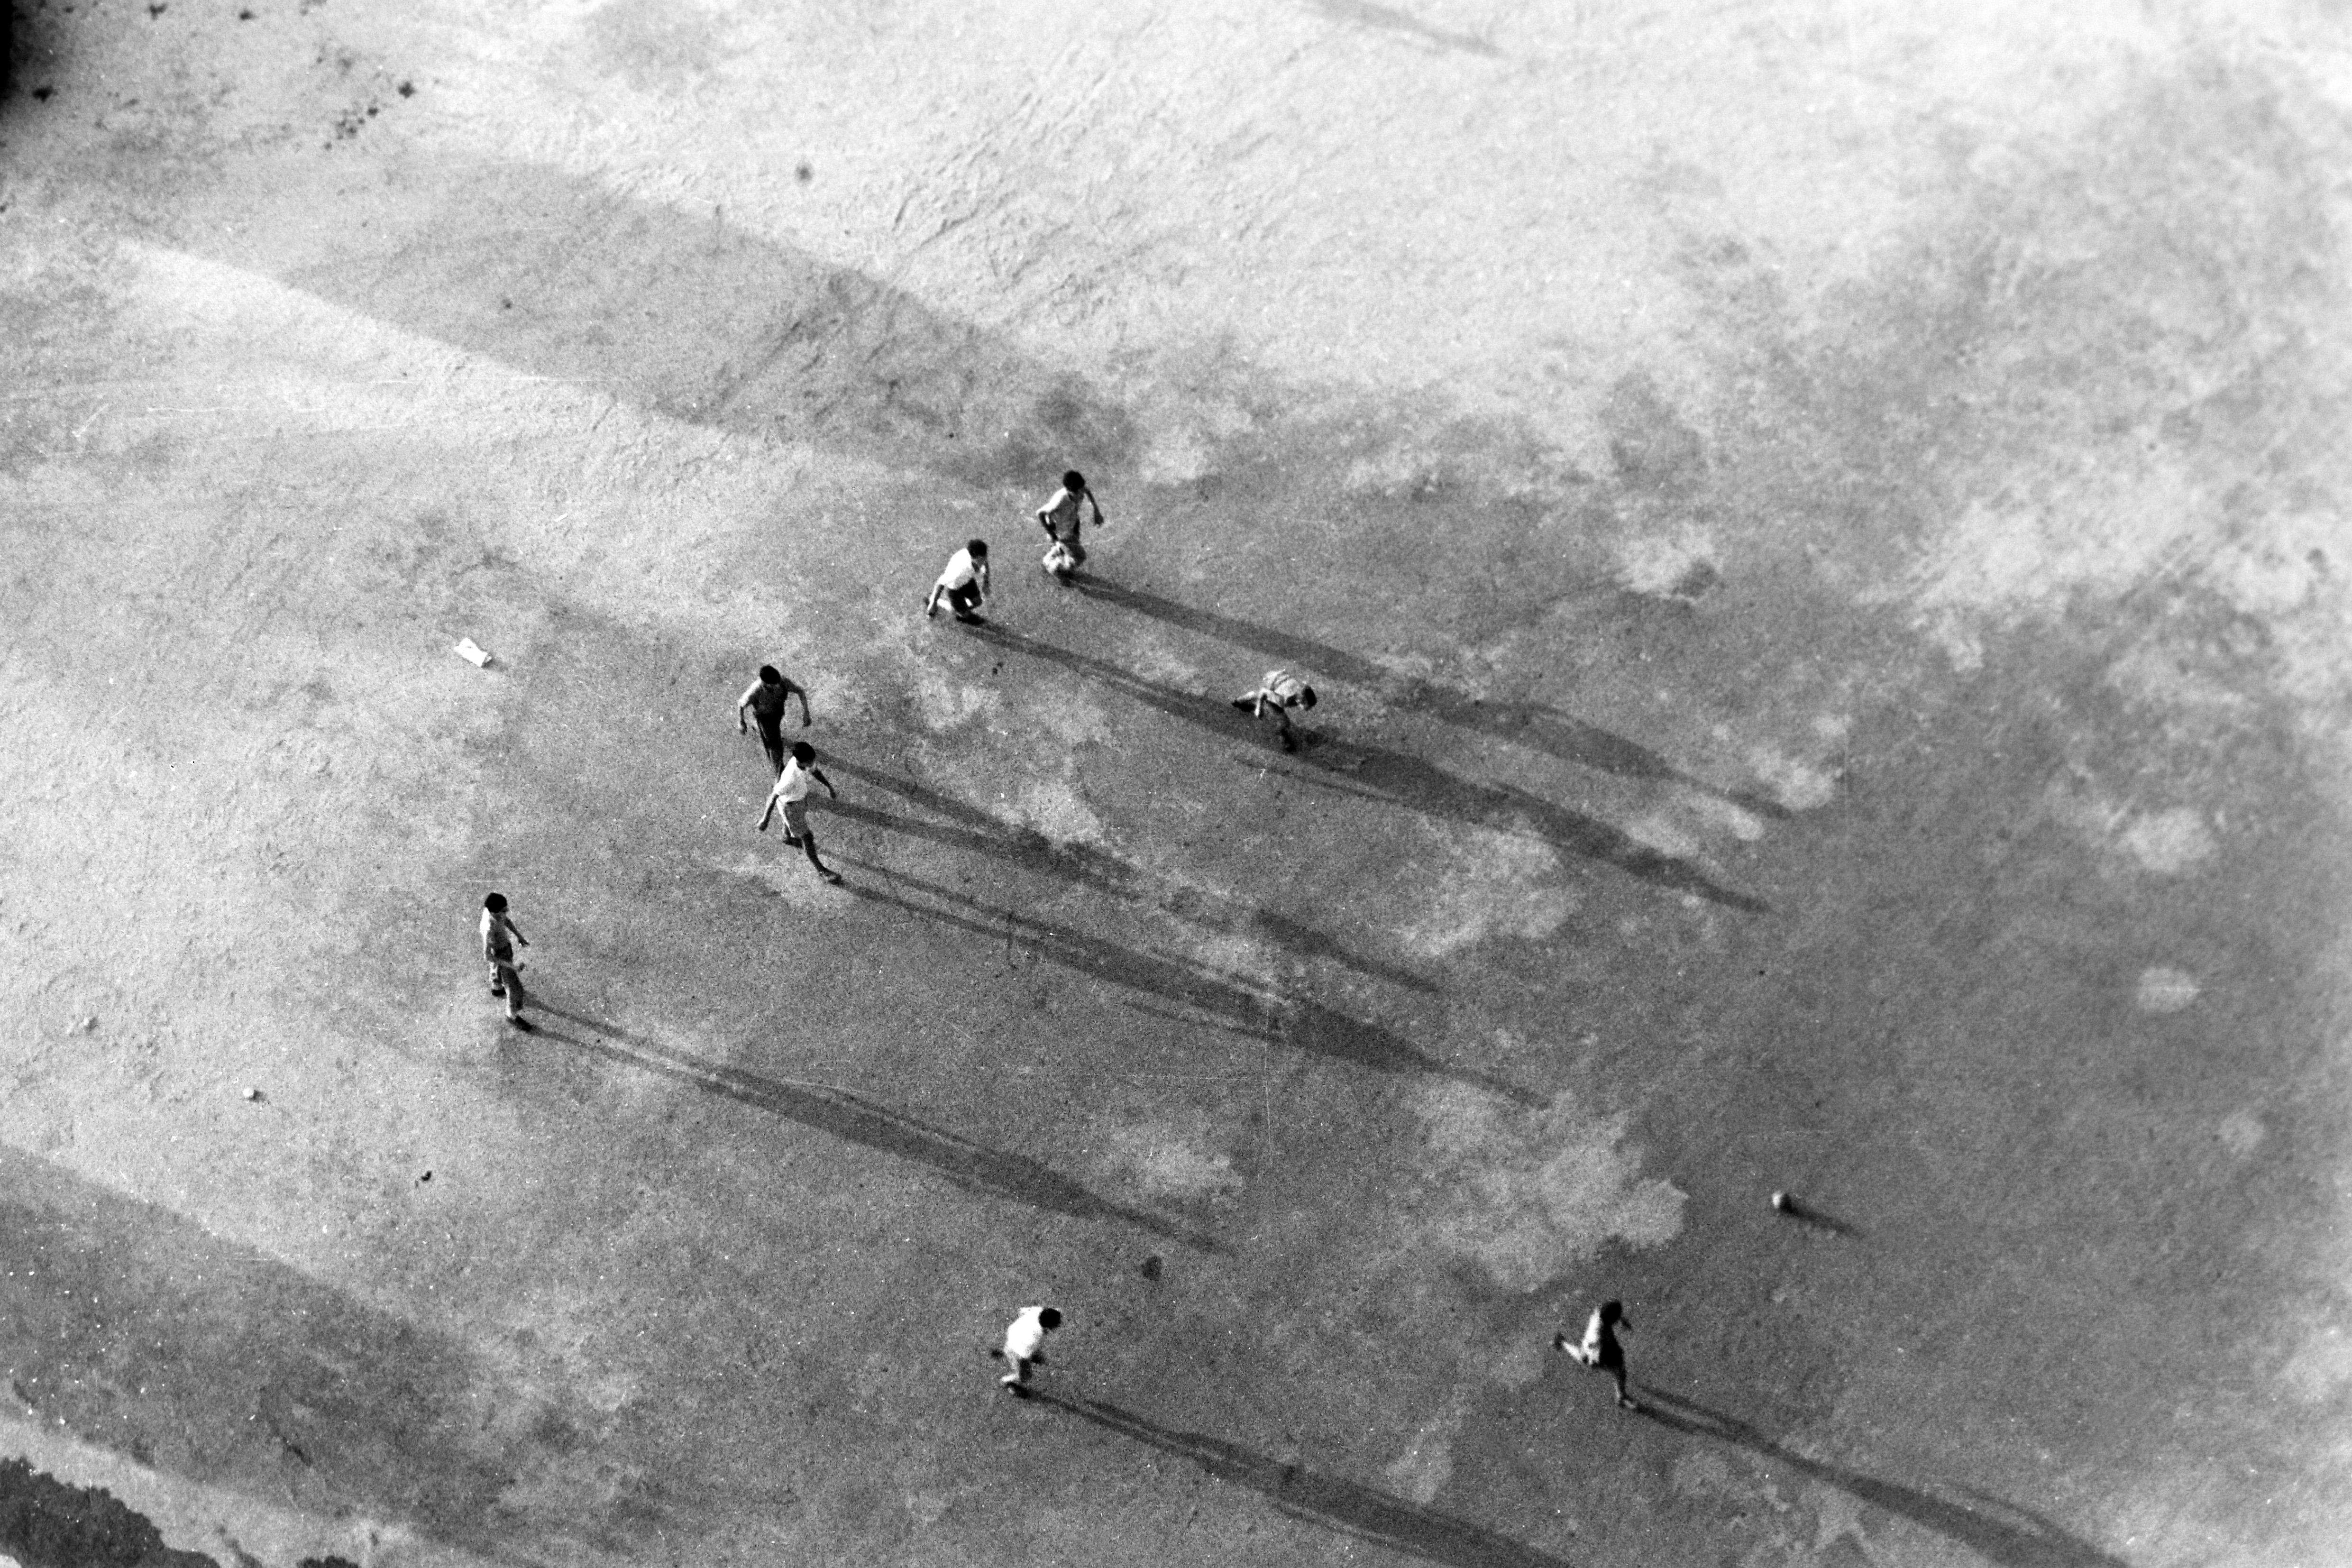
1231, 669, 1318, 751
1035, 469, 1105, 582
924, 540, 991, 623
1554, 1300, 1637, 1411
479, 893, 534, 1031
989, 1305, 1062, 1396
755, 741, 844, 884
736, 664, 813, 776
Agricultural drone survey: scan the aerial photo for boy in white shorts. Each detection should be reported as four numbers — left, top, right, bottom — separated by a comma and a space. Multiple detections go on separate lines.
924, 540, 991, 623
755, 741, 843, 884
988, 1304, 1062, 1396
1035, 469, 1105, 582
1232, 669, 1318, 751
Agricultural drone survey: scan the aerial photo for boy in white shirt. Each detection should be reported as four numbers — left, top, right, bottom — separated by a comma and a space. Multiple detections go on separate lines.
924, 539, 991, 623
1035, 469, 1104, 582
479, 893, 533, 1031
1231, 669, 1318, 752
988, 1305, 1062, 1396
1554, 1299, 1637, 1411
755, 741, 843, 884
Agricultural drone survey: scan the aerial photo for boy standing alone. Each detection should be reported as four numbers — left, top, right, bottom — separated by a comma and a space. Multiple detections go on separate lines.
479, 893, 534, 1031
1035, 470, 1105, 582
988, 1305, 1062, 1397
1555, 1300, 1637, 1411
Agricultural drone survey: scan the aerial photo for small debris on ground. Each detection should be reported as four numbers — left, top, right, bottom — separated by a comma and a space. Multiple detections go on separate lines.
244, 1087, 265, 1102
454, 637, 493, 668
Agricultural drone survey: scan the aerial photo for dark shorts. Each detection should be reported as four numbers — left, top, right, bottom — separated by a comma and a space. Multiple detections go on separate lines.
755, 715, 786, 767
944, 581, 982, 614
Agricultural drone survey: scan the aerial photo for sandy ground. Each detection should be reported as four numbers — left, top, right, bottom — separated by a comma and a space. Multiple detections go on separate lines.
3, 1, 2352, 1566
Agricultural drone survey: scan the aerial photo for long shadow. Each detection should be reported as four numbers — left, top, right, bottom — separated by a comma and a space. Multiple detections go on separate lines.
1638, 1389, 2128, 1568
979, 622, 1767, 914
826, 759, 1442, 995
838, 863, 1537, 1104
1038, 1392, 1568, 1568
1072, 578, 1791, 820
1305, 0, 1502, 56
207, 150, 1133, 488
528, 1005, 1218, 1251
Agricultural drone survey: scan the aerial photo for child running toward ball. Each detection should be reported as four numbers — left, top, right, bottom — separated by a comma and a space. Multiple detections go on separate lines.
1554, 1299, 1637, 1412
924, 540, 991, 624
755, 741, 844, 884
988, 1304, 1062, 1396
479, 893, 534, 1032
1035, 469, 1105, 582
1232, 669, 1318, 752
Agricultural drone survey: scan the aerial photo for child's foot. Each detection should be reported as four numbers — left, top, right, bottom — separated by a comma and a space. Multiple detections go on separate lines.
781, 833, 804, 847
490, 983, 506, 997
955, 613, 987, 625
924, 600, 938, 620
819, 871, 844, 885
1007, 1384, 1033, 1399
1617, 1396, 1640, 1412
507, 1016, 536, 1032
1231, 698, 1254, 712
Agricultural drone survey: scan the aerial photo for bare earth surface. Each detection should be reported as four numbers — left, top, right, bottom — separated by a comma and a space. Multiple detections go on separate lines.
3, 2, 2351, 1566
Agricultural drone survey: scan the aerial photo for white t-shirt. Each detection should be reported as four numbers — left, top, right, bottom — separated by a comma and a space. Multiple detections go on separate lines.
479, 908, 516, 962
769, 758, 814, 804
1037, 487, 1086, 540
937, 548, 982, 590
1002, 1306, 1053, 1360
1261, 670, 1306, 706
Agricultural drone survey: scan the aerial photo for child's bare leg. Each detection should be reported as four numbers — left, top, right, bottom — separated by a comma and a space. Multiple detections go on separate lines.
801, 830, 842, 883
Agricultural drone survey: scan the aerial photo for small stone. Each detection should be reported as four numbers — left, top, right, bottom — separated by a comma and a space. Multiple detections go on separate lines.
244, 1087, 265, 1102
1139, 1255, 1162, 1280
1771, 1190, 1791, 1212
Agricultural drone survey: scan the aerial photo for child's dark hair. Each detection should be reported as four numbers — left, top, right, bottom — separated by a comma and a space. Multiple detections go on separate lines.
967, 539, 988, 557
1299, 687, 1318, 709
790, 741, 816, 765
1037, 1307, 1063, 1330
483, 892, 508, 913
759, 665, 782, 683
1062, 469, 1086, 492
1597, 1300, 1625, 1325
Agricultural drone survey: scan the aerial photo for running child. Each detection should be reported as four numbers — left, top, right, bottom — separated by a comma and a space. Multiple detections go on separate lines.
755, 741, 844, 884
988, 1304, 1062, 1397
1232, 669, 1318, 751
1554, 1300, 1637, 1411
924, 540, 990, 624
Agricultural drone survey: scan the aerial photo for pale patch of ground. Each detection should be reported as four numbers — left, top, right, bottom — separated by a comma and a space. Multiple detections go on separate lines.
2119, 807, 2217, 875
1393, 824, 1578, 960
1098, 1122, 1239, 1203
1380, 1393, 1466, 1506
1743, 743, 1839, 812
1406, 1082, 1685, 1293
1613, 528, 1720, 601
1011, 778, 1106, 847
2135, 966, 2201, 1014
2215, 1109, 2265, 1159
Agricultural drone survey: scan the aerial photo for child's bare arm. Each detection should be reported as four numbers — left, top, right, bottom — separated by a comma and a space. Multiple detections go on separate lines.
811, 767, 838, 798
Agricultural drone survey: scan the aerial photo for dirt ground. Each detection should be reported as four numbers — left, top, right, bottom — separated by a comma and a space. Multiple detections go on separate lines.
2, 2, 2350, 1566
